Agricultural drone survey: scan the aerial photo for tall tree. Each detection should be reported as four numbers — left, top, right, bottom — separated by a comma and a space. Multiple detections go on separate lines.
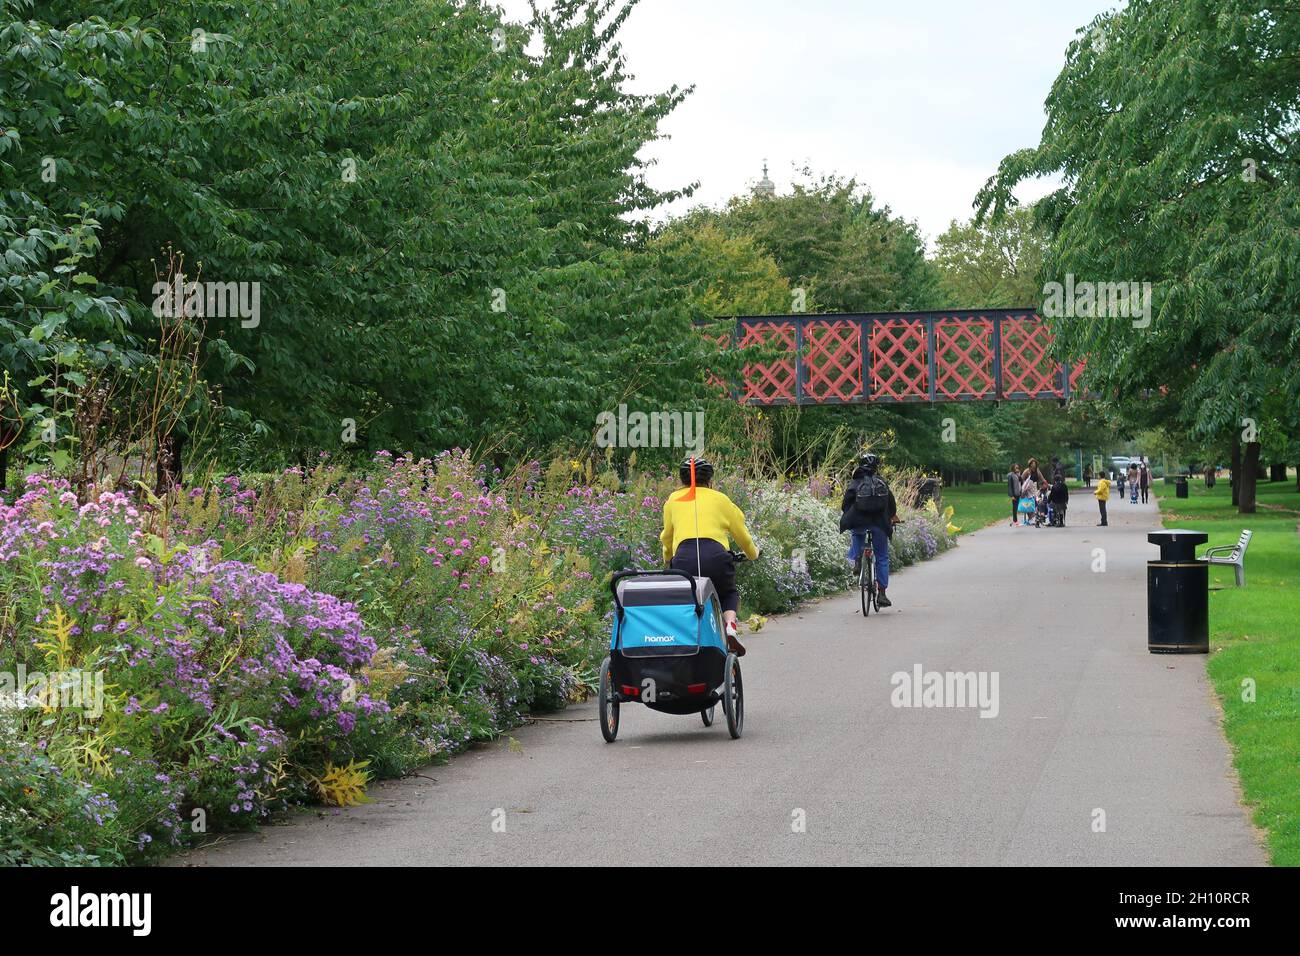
932, 205, 1047, 308
975, 0, 1299, 513
2, 0, 708, 468
653, 215, 792, 317
717, 170, 939, 313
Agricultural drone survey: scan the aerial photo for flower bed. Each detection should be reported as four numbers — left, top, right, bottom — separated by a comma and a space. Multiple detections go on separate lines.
0, 452, 954, 863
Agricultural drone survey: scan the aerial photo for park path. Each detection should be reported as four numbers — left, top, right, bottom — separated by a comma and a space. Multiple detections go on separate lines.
174, 491, 1265, 866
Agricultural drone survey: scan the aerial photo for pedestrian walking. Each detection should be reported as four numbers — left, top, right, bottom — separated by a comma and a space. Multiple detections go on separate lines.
1128, 463, 1139, 503
1006, 463, 1022, 528
1139, 462, 1151, 503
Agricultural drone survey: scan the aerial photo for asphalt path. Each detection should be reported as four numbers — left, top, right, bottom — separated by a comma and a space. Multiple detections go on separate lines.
175, 492, 1265, 866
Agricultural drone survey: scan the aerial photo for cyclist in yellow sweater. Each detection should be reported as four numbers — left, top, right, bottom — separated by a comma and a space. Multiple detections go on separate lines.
660, 458, 759, 655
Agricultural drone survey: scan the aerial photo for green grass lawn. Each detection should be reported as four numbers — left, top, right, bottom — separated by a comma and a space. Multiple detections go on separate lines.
940, 479, 1094, 535
1153, 477, 1300, 866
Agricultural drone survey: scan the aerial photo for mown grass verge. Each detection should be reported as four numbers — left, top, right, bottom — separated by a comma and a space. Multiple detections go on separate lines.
1154, 477, 1300, 866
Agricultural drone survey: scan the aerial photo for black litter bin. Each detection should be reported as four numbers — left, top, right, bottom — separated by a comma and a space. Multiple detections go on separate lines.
1175, 476, 1189, 499
1147, 530, 1208, 653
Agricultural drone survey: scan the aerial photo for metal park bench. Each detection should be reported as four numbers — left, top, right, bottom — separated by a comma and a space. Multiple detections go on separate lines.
1201, 529, 1252, 587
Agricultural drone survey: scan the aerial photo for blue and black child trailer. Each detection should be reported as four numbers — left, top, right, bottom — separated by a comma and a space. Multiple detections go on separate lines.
599, 568, 744, 741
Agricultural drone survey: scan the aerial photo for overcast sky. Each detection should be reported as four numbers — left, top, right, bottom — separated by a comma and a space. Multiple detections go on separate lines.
497, 0, 1115, 245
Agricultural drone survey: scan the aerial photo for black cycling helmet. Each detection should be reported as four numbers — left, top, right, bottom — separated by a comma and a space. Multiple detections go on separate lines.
680, 456, 714, 485
858, 453, 879, 473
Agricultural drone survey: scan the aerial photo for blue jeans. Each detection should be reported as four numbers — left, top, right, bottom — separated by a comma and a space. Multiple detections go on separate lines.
846, 526, 889, 589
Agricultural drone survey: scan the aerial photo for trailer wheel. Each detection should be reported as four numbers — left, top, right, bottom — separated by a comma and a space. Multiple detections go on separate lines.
722, 654, 744, 739
598, 657, 619, 743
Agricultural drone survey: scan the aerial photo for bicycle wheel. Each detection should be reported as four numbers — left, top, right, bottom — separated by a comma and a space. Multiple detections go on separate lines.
598, 656, 619, 743
722, 653, 744, 739
869, 551, 879, 612
860, 550, 873, 617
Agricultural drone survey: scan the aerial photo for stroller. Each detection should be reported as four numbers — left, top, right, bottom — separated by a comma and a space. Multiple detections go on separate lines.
1034, 489, 1049, 528
598, 560, 745, 742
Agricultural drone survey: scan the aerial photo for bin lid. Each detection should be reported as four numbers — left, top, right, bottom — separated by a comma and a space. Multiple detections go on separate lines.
1148, 529, 1208, 546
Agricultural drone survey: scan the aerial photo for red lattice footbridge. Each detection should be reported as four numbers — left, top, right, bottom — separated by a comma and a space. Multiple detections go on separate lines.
707, 310, 1087, 404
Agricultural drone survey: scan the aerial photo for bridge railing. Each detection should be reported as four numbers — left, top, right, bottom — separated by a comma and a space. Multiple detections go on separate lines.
706, 310, 1088, 405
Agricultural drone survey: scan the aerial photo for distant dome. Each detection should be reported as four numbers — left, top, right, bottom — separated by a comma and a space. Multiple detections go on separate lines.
755, 160, 775, 198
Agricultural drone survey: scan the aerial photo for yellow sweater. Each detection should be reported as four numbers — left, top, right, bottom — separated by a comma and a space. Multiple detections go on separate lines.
660, 486, 759, 564
1094, 478, 1111, 501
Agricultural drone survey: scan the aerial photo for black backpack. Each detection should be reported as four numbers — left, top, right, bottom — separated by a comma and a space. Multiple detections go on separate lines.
852, 475, 889, 516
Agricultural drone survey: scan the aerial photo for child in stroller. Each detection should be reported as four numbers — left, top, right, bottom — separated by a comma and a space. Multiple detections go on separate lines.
1034, 488, 1049, 527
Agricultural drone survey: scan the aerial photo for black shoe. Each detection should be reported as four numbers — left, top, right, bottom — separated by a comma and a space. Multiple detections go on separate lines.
876, 589, 892, 608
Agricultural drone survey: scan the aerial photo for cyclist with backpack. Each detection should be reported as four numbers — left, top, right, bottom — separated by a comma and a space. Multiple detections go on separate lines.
839, 453, 899, 608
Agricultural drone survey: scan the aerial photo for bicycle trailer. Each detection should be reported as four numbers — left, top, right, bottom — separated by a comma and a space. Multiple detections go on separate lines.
598, 569, 743, 740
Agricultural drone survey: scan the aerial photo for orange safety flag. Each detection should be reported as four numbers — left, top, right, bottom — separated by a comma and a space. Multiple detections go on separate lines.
678, 458, 697, 501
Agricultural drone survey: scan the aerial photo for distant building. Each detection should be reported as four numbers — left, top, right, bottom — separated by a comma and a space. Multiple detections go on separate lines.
755, 160, 775, 198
